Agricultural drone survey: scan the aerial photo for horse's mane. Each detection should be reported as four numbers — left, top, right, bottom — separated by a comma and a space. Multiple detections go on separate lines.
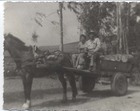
4, 33, 29, 51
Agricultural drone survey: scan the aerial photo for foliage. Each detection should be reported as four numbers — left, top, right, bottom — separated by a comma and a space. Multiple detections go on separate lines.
68, 2, 117, 39
68, 2, 140, 54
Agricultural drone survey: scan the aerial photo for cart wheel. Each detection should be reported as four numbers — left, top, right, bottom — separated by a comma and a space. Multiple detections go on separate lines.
79, 76, 95, 93
111, 73, 128, 96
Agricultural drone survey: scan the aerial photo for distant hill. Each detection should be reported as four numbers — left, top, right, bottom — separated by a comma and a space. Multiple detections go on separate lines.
4, 41, 79, 58
40, 41, 79, 53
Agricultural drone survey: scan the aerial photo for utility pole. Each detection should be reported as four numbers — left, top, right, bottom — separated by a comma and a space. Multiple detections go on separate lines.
59, 2, 64, 52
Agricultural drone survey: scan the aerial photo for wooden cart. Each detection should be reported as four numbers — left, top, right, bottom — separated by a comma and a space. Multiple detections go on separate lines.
63, 56, 133, 96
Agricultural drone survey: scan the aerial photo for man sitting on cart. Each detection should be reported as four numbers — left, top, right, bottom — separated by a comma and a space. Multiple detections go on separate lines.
72, 34, 87, 68
86, 31, 101, 71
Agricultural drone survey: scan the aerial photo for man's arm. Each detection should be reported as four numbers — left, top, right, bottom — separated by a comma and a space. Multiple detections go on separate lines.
94, 38, 101, 52
77, 42, 81, 53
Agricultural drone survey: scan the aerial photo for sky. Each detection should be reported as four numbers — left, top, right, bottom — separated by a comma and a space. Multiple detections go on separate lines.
4, 2, 80, 46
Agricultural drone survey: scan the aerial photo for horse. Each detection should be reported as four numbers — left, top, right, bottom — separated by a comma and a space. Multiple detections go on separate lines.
4, 34, 78, 109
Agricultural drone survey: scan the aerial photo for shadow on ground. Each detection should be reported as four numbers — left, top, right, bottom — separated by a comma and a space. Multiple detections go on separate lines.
32, 98, 89, 108
31, 89, 139, 108
4, 86, 139, 108
4, 87, 71, 104
81, 89, 139, 98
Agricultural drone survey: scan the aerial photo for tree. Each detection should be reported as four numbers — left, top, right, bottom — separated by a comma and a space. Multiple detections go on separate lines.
68, 2, 117, 37
68, 2, 117, 54
132, 3, 140, 51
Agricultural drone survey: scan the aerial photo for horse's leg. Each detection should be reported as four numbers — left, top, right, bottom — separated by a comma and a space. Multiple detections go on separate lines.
21, 70, 33, 109
57, 73, 67, 102
22, 75, 28, 103
67, 74, 78, 101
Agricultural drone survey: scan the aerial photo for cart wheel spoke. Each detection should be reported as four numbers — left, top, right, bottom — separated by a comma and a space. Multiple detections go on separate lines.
111, 72, 128, 96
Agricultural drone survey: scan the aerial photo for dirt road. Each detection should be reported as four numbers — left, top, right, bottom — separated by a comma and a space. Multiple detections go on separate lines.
3, 77, 140, 111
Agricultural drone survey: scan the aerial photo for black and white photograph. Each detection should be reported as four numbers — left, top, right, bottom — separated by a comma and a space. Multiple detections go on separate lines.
3, 2, 140, 111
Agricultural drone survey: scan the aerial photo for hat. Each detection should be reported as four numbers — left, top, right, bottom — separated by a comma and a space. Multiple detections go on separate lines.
80, 34, 86, 39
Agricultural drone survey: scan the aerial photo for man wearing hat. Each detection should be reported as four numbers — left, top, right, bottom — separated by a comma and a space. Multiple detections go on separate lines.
86, 31, 101, 71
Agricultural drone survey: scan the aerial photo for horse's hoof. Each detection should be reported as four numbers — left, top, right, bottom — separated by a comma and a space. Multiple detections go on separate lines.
22, 103, 30, 110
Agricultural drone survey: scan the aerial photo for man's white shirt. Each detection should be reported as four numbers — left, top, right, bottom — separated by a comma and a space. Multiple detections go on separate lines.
86, 38, 101, 52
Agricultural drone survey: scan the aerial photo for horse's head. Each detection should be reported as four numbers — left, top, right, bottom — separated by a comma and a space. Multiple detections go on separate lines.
4, 34, 34, 69
4, 33, 26, 51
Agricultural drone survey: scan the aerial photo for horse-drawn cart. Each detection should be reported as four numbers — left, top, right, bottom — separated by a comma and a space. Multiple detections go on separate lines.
63, 54, 134, 96
5, 35, 139, 109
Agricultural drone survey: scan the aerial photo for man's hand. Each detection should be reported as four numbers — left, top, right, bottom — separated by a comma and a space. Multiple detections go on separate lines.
79, 48, 88, 53
88, 49, 95, 54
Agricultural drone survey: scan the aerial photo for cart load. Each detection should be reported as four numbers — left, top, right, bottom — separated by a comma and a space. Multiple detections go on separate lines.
100, 54, 133, 62
99, 54, 134, 73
